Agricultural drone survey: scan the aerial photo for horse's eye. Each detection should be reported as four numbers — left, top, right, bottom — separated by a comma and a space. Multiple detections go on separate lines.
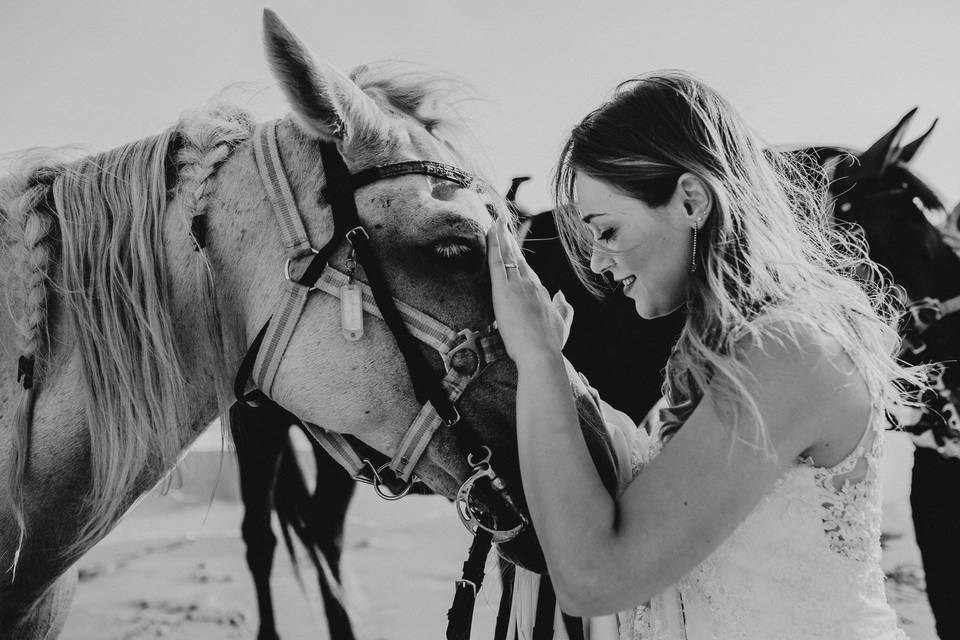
428, 239, 484, 272
435, 241, 472, 259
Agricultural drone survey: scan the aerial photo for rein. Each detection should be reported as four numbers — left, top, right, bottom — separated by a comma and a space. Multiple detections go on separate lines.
233, 120, 527, 637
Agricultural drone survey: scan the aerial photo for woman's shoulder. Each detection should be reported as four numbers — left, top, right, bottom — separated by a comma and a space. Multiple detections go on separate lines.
733, 317, 874, 457
736, 317, 855, 378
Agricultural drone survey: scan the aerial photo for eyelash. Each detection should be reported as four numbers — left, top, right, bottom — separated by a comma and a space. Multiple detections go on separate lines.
435, 242, 472, 259
428, 240, 485, 273
597, 229, 616, 243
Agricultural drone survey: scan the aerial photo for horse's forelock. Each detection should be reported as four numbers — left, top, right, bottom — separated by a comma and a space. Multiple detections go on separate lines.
348, 62, 490, 179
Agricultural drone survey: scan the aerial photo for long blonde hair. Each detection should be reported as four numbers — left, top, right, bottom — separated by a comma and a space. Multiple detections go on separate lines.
554, 70, 926, 450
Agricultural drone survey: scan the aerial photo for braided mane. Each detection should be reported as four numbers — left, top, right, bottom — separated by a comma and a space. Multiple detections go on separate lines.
0, 105, 254, 562
0, 64, 480, 564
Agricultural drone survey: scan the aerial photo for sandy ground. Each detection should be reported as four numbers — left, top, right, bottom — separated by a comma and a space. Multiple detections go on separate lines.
59, 429, 939, 640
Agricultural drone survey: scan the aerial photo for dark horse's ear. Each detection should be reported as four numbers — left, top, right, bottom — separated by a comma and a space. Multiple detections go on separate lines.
857, 108, 918, 178
261, 9, 390, 147
899, 118, 938, 164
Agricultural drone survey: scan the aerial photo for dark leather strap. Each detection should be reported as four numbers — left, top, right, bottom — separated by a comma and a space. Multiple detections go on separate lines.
533, 575, 556, 640
493, 562, 515, 640
445, 529, 493, 640
561, 612, 585, 640
318, 143, 461, 425
322, 160, 478, 201
234, 321, 271, 406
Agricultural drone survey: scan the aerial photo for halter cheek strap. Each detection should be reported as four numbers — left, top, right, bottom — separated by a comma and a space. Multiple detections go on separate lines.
236, 120, 508, 486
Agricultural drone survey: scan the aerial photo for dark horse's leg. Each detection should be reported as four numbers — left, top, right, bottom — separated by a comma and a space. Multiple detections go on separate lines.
273, 426, 357, 640
230, 402, 291, 640
911, 446, 960, 639
232, 400, 358, 640
305, 436, 357, 637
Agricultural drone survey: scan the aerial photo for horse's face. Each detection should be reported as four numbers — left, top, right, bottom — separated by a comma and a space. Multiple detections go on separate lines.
814, 110, 960, 302
235, 11, 618, 573
834, 163, 957, 299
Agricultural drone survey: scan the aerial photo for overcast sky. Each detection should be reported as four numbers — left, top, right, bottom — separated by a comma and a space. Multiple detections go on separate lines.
2, 0, 958, 211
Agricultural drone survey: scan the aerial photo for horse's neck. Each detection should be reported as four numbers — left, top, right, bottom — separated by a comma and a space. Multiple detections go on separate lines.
0, 184, 235, 461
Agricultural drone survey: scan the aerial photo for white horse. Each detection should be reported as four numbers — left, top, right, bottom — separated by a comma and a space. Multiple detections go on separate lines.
0, 11, 618, 639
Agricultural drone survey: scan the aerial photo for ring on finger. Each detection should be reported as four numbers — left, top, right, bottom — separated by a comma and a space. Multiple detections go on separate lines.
504, 263, 519, 270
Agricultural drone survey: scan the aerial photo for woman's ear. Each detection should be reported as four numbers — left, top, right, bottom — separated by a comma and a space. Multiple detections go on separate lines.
676, 173, 712, 226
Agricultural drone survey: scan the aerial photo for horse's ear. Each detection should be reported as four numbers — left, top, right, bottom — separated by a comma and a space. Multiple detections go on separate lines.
898, 118, 938, 164
857, 108, 918, 177
262, 9, 390, 145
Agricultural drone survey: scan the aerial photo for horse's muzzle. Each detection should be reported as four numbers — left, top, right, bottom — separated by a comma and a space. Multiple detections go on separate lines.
460, 360, 621, 574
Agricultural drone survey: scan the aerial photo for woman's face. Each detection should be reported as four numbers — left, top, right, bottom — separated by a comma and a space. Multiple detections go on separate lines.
575, 172, 693, 319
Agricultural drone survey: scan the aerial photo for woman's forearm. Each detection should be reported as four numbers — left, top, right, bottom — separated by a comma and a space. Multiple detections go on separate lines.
515, 352, 621, 601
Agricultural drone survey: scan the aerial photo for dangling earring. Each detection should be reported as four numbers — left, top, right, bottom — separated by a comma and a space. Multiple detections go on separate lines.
689, 217, 702, 274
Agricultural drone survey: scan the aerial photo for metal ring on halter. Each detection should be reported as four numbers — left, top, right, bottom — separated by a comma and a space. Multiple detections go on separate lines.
354, 459, 414, 501
442, 328, 482, 376
284, 248, 320, 290
455, 447, 526, 543
455, 468, 525, 543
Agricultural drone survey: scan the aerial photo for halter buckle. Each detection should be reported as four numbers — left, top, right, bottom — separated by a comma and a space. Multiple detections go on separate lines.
284, 248, 320, 291
346, 226, 369, 247
455, 579, 478, 596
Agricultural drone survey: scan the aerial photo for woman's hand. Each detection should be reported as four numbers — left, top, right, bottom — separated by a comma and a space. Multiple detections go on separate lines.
487, 220, 571, 367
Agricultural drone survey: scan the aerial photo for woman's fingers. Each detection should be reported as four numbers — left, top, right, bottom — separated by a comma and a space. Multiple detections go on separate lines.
487, 221, 507, 281
552, 290, 574, 346
500, 222, 543, 283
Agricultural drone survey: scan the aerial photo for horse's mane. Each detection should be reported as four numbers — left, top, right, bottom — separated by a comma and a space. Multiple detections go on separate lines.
0, 105, 255, 560
0, 64, 486, 562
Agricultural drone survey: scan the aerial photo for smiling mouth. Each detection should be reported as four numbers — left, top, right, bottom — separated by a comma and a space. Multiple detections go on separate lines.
620, 275, 636, 294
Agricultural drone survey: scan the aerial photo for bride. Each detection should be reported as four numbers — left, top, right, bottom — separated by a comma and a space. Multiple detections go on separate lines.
489, 71, 921, 639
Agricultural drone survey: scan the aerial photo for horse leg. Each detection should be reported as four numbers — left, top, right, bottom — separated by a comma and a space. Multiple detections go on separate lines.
305, 444, 356, 639
231, 403, 290, 640
910, 446, 960, 640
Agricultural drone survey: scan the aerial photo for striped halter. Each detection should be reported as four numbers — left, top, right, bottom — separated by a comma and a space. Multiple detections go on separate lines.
233, 120, 526, 545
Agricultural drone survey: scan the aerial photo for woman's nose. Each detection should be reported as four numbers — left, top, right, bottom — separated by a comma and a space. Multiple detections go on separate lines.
590, 245, 614, 275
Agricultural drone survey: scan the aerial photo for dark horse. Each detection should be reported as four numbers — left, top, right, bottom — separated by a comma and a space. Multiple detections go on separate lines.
232, 112, 960, 639
805, 111, 960, 640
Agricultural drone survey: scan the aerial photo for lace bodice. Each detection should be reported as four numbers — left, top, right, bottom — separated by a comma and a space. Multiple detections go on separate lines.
619, 400, 907, 640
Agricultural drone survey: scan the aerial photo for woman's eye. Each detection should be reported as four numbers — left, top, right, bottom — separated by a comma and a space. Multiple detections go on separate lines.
597, 228, 616, 243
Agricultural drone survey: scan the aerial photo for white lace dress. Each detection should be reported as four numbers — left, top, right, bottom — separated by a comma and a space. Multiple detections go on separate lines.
619, 401, 907, 640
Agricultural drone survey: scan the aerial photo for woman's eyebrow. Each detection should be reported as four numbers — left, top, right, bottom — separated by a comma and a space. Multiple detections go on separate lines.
580, 213, 609, 225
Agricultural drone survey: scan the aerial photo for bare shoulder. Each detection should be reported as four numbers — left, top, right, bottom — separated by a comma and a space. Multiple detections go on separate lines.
735, 320, 873, 463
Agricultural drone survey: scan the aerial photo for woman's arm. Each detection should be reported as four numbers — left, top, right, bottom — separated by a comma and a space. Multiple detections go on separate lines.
486, 221, 872, 616
516, 329, 872, 616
